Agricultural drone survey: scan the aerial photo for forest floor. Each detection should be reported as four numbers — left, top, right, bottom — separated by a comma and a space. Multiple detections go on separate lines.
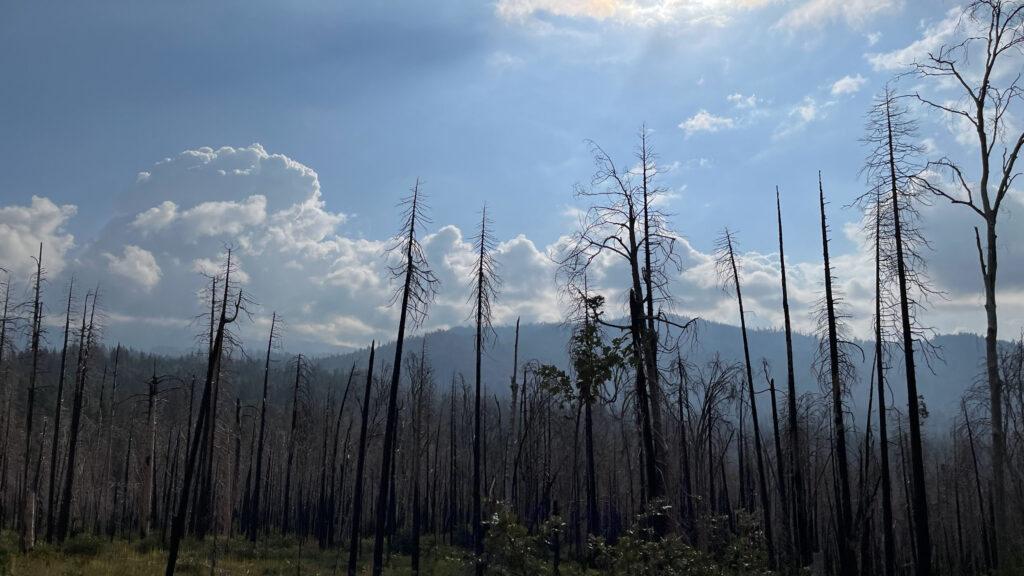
0, 532, 469, 576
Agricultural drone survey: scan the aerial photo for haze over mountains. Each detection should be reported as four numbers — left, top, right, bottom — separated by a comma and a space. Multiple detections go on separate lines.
315, 318, 991, 430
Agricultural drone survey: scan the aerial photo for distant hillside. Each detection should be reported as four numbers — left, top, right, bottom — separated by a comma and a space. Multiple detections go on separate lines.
315, 319, 993, 432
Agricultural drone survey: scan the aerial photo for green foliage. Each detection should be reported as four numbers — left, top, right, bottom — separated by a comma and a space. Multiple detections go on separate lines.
570, 300, 622, 405
484, 501, 774, 576
536, 364, 573, 409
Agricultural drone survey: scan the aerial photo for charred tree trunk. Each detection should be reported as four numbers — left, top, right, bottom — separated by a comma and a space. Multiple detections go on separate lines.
819, 175, 855, 576
282, 354, 303, 535
45, 278, 74, 543
777, 189, 811, 565
722, 230, 775, 568
886, 102, 932, 575
874, 188, 896, 576
348, 342, 375, 576
21, 243, 43, 552
248, 311, 276, 542
165, 250, 242, 576
56, 290, 96, 542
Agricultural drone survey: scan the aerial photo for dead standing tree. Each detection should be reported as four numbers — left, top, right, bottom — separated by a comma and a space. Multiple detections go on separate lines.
910, 0, 1024, 564
715, 229, 776, 569
860, 86, 938, 575
248, 311, 278, 542
816, 175, 858, 576
165, 249, 248, 576
776, 189, 813, 566
469, 205, 500, 575
372, 181, 439, 576
558, 132, 688, 534
56, 288, 99, 543
45, 278, 74, 543
20, 243, 44, 552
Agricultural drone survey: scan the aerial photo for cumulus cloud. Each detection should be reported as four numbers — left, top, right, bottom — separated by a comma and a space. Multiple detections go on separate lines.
679, 110, 735, 137
830, 74, 867, 95
105, 245, 162, 291
12, 142, 1017, 353
0, 196, 76, 280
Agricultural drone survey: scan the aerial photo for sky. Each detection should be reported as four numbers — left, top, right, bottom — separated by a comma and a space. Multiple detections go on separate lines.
0, 0, 1022, 354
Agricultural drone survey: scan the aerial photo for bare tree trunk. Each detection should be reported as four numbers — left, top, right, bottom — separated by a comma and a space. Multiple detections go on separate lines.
282, 355, 303, 535
373, 182, 437, 576
166, 251, 242, 576
886, 102, 931, 575
777, 189, 811, 565
57, 290, 97, 542
874, 201, 896, 576
140, 370, 158, 538
21, 243, 43, 552
819, 176, 855, 576
722, 231, 775, 568
46, 278, 74, 543
348, 343, 375, 576
249, 311, 276, 542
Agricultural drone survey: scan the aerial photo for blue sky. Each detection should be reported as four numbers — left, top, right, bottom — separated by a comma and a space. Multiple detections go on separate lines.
1, 0, 1021, 353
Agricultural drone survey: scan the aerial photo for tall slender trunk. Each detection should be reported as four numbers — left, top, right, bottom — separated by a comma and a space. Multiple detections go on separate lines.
874, 188, 896, 576
348, 343, 375, 576
676, 357, 695, 542
777, 189, 811, 564
21, 243, 43, 552
725, 232, 775, 568
56, 291, 96, 542
473, 240, 485, 576
767, 373, 788, 547
887, 104, 931, 574
373, 185, 425, 576
508, 317, 519, 502
327, 364, 355, 547
166, 251, 240, 576
140, 370, 158, 538
819, 175, 854, 576
105, 345, 122, 538
639, 132, 668, 515
249, 311, 276, 542
46, 279, 74, 543
282, 355, 303, 535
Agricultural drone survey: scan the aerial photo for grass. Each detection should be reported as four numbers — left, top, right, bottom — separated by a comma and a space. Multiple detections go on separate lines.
1, 532, 471, 576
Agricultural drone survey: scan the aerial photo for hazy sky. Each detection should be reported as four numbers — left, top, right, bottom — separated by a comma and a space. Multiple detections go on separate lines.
1, 0, 1022, 353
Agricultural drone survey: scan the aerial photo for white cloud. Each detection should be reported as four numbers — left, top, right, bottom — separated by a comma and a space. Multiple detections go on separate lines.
495, 0, 774, 28
830, 74, 867, 95
132, 200, 178, 233
0, 196, 76, 280
179, 195, 267, 239
679, 110, 735, 137
727, 93, 758, 109
867, 31, 882, 46
105, 245, 162, 291
867, 7, 960, 71
776, 0, 901, 32
16, 141, 1018, 353
774, 96, 829, 139
487, 51, 525, 72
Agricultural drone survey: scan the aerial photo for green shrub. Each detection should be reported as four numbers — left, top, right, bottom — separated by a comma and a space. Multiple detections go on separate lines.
62, 533, 104, 557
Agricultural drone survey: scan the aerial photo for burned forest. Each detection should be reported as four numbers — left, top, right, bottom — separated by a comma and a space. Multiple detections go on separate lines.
1, 1, 1023, 575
